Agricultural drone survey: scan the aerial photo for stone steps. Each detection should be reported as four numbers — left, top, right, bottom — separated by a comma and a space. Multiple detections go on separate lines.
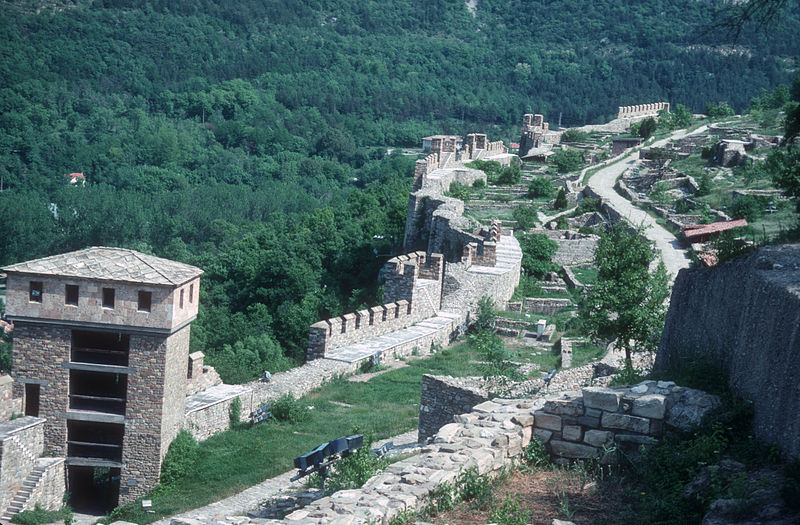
1, 463, 48, 520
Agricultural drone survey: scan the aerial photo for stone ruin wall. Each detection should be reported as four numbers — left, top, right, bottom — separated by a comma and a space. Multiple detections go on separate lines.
527, 229, 599, 266
418, 375, 491, 443
617, 102, 670, 119
656, 244, 800, 459
307, 252, 443, 360
274, 380, 718, 523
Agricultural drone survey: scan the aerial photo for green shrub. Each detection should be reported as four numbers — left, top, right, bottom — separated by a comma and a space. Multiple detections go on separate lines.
551, 149, 585, 173
425, 481, 457, 515
496, 165, 522, 185
517, 233, 558, 278
638, 117, 658, 139
11, 504, 73, 525
322, 434, 388, 494
554, 188, 568, 209
229, 396, 242, 427
560, 129, 588, 143
528, 177, 554, 197
522, 437, 551, 470
456, 467, 494, 509
512, 205, 538, 231
160, 430, 199, 485
472, 178, 486, 189
271, 393, 310, 423
446, 181, 471, 202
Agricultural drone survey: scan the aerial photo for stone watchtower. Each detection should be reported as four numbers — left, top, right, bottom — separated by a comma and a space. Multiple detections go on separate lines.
2, 247, 202, 510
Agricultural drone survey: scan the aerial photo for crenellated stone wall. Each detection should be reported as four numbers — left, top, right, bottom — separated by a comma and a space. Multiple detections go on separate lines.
306, 252, 444, 360
617, 102, 670, 119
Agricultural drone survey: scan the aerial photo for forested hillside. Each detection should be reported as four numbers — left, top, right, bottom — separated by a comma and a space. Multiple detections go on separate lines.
1, 0, 798, 379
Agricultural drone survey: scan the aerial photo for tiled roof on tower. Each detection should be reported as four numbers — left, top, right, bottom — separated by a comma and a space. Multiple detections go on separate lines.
2, 247, 203, 286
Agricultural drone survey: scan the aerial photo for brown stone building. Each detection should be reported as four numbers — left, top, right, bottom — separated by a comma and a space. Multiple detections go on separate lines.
3, 247, 202, 511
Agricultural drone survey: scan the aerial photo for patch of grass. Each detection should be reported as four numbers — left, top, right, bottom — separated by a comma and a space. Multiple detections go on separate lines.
570, 266, 598, 286
570, 341, 606, 367
11, 504, 72, 525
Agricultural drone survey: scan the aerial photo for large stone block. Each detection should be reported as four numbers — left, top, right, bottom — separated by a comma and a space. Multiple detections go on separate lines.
632, 394, 667, 419
533, 411, 562, 431
584, 429, 614, 448
582, 387, 622, 412
550, 439, 600, 459
543, 398, 584, 417
562, 425, 583, 442
601, 412, 650, 434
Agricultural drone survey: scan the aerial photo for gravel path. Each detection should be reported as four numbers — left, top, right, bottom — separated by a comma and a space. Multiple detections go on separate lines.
585, 126, 708, 279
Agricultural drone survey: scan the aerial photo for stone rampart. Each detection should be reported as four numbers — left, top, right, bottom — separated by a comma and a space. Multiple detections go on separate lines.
655, 244, 800, 458
184, 387, 253, 441
307, 252, 444, 360
276, 380, 716, 523
0, 417, 45, 513
617, 102, 670, 119
528, 229, 599, 266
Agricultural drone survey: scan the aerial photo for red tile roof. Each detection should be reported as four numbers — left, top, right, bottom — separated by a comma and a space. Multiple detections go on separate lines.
683, 219, 748, 241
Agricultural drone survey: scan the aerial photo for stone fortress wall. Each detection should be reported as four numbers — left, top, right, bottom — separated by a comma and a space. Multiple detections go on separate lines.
306, 252, 444, 360
617, 102, 670, 119
656, 243, 800, 459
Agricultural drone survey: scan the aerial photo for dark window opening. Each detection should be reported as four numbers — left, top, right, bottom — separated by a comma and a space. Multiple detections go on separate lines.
187, 358, 193, 379
102, 288, 115, 309
67, 420, 124, 462
138, 291, 151, 312
66, 284, 79, 306
71, 330, 129, 366
68, 466, 120, 514
25, 383, 40, 417
69, 370, 127, 415
179, 289, 184, 309
189, 283, 194, 303
29, 281, 43, 303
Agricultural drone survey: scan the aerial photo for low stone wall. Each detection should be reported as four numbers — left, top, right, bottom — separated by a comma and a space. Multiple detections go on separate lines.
184, 388, 253, 441
561, 266, 582, 289
522, 297, 572, 315
275, 380, 715, 523
0, 417, 44, 513
617, 102, 669, 119
0, 375, 22, 422
23, 457, 65, 512
418, 375, 490, 443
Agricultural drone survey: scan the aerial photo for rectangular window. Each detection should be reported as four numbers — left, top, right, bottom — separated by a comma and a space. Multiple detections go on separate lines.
189, 283, 194, 304
102, 288, 115, 309
65, 284, 79, 306
179, 289, 184, 309
29, 281, 43, 303
138, 291, 152, 312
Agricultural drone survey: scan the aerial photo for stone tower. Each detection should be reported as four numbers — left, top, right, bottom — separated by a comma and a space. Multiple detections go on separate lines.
3, 247, 202, 510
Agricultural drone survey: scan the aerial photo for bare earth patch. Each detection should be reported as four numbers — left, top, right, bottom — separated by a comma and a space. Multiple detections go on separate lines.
433, 469, 639, 525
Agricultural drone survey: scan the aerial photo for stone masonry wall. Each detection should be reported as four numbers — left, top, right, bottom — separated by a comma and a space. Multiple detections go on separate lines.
22, 457, 66, 512
0, 417, 45, 513
522, 297, 572, 315
617, 102, 670, 119
0, 375, 22, 422
161, 326, 191, 460
120, 332, 170, 504
307, 252, 443, 360
418, 375, 490, 443
278, 380, 716, 523
11, 323, 70, 456
656, 244, 800, 458
184, 389, 252, 442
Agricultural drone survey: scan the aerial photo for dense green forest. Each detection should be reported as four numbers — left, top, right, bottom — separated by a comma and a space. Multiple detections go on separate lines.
1, 0, 798, 381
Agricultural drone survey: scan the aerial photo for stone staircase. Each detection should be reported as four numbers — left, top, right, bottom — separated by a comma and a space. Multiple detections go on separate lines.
1, 459, 49, 520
